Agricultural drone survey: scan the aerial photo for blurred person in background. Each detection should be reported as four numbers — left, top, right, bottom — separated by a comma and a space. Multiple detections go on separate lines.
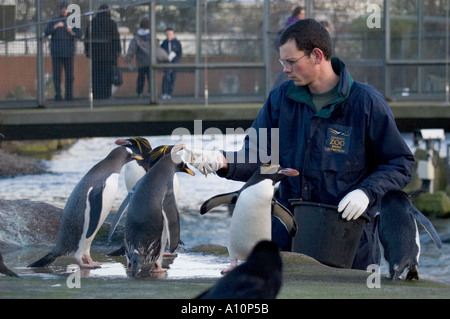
84, 3, 121, 100
125, 17, 151, 98
45, 1, 82, 101
160, 27, 182, 100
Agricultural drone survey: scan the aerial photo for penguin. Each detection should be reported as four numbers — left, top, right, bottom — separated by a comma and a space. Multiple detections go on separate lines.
0, 252, 19, 278
28, 146, 143, 269
114, 137, 153, 191
124, 153, 194, 277
195, 240, 282, 299
377, 190, 442, 281
201, 164, 299, 274
108, 138, 184, 243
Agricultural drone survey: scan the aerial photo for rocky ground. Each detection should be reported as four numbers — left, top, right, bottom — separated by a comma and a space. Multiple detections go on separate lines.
0, 149, 47, 177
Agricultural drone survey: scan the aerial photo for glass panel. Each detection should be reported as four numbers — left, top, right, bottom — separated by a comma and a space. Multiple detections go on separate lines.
390, 65, 446, 99
390, 0, 418, 60
423, 0, 447, 60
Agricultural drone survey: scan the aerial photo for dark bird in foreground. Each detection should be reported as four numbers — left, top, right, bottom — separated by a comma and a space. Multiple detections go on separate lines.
195, 240, 282, 299
377, 190, 442, 281
0, 252, 19, 278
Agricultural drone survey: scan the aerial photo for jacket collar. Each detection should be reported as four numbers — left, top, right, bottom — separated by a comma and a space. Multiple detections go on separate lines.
286, 57, 354, 118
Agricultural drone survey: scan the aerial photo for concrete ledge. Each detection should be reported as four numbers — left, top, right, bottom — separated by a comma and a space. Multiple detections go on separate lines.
1, 102, 450, 140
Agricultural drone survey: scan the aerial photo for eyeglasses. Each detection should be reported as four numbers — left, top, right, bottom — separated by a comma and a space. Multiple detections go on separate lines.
279, 52, 310, 70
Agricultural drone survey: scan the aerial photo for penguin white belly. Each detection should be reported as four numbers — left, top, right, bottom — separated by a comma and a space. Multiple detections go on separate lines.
123, 161, 146, 191
173, 175, 179, 201
414, 219, 421, 264
156, 208, 170, 267
228, 180, 273, 261
76, 174, 120, 259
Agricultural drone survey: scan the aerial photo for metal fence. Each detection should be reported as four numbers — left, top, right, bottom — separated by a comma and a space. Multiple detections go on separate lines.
0, 0, 449, 108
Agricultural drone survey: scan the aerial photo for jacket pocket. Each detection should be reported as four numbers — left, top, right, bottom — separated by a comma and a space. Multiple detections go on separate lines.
322, 149, 367, 188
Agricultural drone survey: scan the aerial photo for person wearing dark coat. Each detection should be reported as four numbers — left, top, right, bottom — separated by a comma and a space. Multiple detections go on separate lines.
125, 17, 151, 98
160, 27, 182, 100
84, 3, 121, 100
182, 19, 415, 271
45, 2, 82, 101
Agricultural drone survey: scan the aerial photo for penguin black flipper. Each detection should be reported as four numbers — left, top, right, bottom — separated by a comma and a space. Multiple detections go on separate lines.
163, 189, 181, 253
0, 253, 19, 277
108, 188, 134, 242
271, 198, 297, 237
200, 191, 239, 215
86, 182, 106, 239
28, 252, 59, 268
410, 206, 443, 249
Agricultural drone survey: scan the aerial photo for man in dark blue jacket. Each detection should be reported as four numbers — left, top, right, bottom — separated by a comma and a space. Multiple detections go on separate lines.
160, 27, 182, 100
45, 2, 81, 101
183, 19, 414, 270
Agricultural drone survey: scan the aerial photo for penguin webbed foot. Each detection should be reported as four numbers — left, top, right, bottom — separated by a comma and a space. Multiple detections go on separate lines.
76, 257, 102, 269
150, 263, 167, 273
220, 259, 238, 275
406, 266, 419, 281
77, 262, 102, 269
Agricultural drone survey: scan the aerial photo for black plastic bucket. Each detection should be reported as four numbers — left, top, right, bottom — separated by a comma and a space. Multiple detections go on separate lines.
290, 201, 370, 268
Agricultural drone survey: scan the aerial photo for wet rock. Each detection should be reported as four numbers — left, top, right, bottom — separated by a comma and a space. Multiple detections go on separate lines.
413, 191, 450, 218
0, 199, 118, 250
0, 199, 62, 248
189, 244, 229, 256
0, 149, 47, 177
0, 139, 76, 159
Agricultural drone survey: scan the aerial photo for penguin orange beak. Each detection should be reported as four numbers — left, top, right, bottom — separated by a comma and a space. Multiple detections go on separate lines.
185, 167, 195, 176
133, 155, 144, 161
115, 138, 132, 146
279, 168, 299, 177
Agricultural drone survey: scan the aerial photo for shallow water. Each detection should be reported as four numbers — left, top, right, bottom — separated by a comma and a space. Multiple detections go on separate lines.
0, 134, 449, 298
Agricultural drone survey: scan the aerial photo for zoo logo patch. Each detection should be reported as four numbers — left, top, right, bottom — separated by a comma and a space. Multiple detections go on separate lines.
326, 126, 351, 154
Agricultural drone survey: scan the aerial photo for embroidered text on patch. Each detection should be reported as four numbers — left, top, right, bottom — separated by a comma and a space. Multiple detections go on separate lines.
326, 127, 351, 154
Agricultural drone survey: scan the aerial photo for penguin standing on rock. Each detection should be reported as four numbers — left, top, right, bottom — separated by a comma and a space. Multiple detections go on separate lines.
28, 146, 143, 269
201, 164, 299, 274
377, 190, 442, 281
108, 138, 184, 245
124, 153, 194, 277
195, 240, 282, 299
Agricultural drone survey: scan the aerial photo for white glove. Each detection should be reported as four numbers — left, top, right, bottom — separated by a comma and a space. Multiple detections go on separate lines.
181, 147, 226, 175
337, 189, 369, 221
168, 51, 177, 62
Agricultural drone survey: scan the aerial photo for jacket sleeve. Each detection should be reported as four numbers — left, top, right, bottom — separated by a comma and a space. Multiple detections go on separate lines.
218, 89, 281, 182
112, 22, 122, 58
358, 90, 415, 205
73, 26, 82, 39
84, 26, 90, 56
44, 21, 56, 37
173, 39, 182, 63
125, 37, 136, 63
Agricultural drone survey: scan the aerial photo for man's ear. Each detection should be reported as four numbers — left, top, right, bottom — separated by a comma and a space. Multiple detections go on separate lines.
311, 48, 324, 64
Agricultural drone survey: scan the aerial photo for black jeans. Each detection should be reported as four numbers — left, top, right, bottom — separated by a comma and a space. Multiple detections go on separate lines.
137, 66, 150, 95
92, 60, 113, 100
52, 56, 74, 100
162, 69, 177, 95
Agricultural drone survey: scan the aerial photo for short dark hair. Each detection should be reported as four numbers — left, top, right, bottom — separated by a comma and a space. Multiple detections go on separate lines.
292, 6, 304, 16
140, 17, 149, 29
279, 19, 332, 60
